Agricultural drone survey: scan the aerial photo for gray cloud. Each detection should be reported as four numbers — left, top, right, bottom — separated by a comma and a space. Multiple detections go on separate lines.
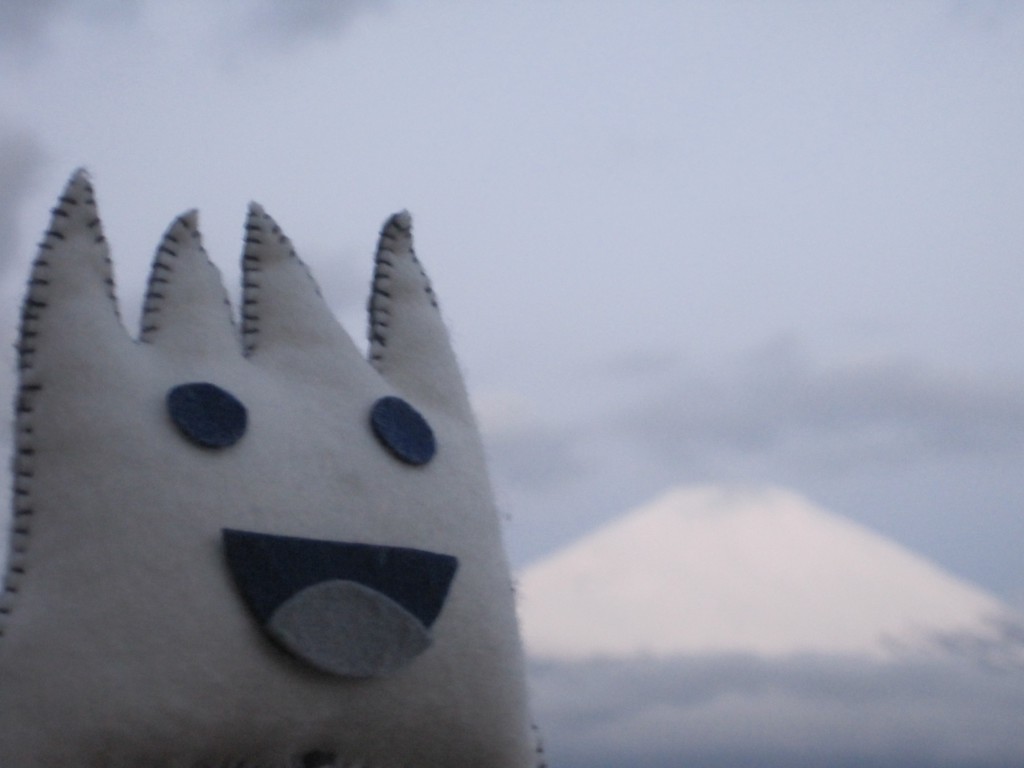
0, 1, 138, 53
489, 341, 1024, 508
486, 429, 584, 493
0, 0, 68, 47
237, 0, 388, 47
613, 342, 1024, 474
0, 0, 385, 56
0, 129, 45, 276
530, 655, 1024, 767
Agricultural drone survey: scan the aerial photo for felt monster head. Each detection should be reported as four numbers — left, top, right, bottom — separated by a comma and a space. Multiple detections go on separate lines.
0, 171, 540, 768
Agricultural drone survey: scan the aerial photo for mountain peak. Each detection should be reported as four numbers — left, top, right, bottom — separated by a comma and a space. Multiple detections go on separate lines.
518, 485, 1023, 662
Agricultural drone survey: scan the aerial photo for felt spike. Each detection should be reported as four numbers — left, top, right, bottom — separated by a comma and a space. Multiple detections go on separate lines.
368, 212, 471, 415
241, 204, 364, 368
139, 211, 238, 358
18, 169, 128, 380
3, 170, 129, 634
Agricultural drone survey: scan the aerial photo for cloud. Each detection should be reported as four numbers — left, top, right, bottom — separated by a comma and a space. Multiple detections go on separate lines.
0, 0, 69, 48
485, 340, 1024, 511
0, 0, 386, 56
0, 0, 140, 53
612, 340, 1024, 474
0, 129, 45, 276
475, 391, 585, 492
529, 655, 1024, 767
236, 0, 389, 48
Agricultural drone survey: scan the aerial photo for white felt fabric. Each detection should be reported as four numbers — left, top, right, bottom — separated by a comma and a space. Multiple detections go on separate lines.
0, 171, 536, 767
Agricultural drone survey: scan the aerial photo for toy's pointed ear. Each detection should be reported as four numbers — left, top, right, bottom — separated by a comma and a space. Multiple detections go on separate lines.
19, 169, 129, 380
242, 204, 369, 381
368, 213, 472, 417
139, 211, 238, 359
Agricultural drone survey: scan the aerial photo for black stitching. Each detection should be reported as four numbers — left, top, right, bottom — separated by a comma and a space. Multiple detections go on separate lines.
4, 251, 51, 629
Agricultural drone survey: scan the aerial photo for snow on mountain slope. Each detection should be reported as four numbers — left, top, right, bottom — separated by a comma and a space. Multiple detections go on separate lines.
517, 485, 1024, 661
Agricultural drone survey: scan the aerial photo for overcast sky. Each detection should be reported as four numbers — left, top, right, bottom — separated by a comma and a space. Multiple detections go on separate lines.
5, 0, 1021, 600
3, 2, 1024, 764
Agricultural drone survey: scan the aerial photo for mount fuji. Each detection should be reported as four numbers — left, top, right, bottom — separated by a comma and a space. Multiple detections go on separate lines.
517, 485, 1024, 664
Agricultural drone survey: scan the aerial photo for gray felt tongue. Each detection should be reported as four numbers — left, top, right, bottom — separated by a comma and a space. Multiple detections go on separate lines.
267, 579, 432, 678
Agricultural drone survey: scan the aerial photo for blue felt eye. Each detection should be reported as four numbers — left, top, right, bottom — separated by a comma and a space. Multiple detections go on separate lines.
370, 396, 436, 466
167, 382, 247, 449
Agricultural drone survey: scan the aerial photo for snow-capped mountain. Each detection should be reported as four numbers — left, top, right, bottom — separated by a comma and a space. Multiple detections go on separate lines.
517, 485, 1024, 664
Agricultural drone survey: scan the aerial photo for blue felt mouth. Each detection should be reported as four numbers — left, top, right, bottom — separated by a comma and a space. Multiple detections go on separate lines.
222, 529, 458, 678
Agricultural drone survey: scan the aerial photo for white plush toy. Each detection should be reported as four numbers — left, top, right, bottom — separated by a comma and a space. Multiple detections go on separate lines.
0, 171, 540, 767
